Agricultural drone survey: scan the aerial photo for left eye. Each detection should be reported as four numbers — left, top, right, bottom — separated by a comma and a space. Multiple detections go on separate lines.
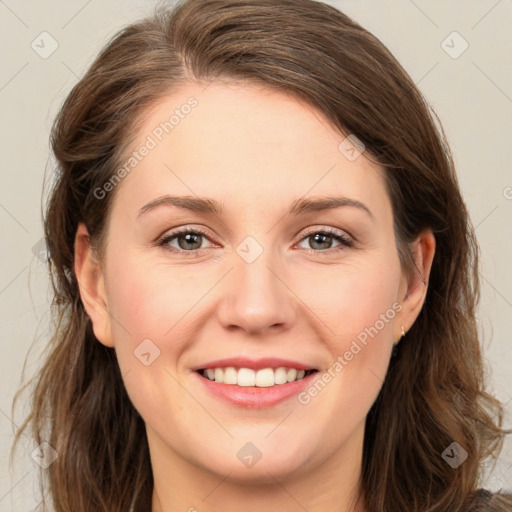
297, 229, 353, 252
157, 227, 353, 255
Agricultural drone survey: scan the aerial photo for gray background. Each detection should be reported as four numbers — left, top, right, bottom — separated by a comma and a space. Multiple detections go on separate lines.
1, 0, 511, 510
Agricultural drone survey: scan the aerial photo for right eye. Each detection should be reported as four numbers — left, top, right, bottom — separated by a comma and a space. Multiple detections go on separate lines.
157, 227, 217, 256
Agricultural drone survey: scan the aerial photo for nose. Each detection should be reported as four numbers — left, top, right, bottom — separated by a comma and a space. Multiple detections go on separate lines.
216, 250, 297, 335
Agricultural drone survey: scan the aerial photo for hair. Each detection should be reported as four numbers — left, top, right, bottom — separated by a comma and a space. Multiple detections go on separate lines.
12, 0, 511, 511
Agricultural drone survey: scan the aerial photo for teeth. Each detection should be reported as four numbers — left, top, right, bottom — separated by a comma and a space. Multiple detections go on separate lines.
255, 368, 274, 387
274, 367, 287, 385
286, 368, 297, 382
201, 366, 314, 386
237, 368, 255, 387
223, 367, 237, 385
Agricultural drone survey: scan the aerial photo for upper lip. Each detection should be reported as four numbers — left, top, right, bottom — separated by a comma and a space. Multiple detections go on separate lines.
191, 357, 317, 371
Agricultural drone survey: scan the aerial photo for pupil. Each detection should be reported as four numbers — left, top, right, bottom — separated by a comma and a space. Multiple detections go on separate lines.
180, 233, 201, 250
311, 233, 331, 250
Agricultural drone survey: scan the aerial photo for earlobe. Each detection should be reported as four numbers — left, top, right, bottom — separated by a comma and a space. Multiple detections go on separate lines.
74, 223, 114, 348
398, 230, 436, 337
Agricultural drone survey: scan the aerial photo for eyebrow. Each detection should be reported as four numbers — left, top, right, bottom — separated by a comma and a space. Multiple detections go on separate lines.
137, 194, 374, 220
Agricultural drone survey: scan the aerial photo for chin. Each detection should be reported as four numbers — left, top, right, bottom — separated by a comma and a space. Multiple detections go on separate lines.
203, 454, 310, 485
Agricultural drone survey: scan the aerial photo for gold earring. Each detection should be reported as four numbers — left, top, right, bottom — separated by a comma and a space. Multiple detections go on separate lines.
400, 325, 406, 338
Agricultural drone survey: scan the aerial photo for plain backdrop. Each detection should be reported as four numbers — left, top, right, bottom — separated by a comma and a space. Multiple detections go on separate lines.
1, 0, 511, 510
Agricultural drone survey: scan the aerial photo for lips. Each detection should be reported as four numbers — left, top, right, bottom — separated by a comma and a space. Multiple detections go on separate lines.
191, 356, 316, 372
191, 357, 319, 408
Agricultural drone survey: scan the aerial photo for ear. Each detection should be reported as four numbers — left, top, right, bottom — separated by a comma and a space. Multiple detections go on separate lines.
397, 229, 436, 339
74, 222, 114, 347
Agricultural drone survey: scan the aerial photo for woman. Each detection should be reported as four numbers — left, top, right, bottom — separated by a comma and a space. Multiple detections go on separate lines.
13, 0, 511, 510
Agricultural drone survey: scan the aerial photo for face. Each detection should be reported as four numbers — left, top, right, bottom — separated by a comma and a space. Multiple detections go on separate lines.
76, 81, 430, 487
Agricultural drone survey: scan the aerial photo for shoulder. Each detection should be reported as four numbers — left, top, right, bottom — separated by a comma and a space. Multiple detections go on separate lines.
464, 489, 512, 511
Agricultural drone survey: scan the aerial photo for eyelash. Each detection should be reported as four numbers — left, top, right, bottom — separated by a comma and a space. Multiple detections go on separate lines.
157, 226, 354, 257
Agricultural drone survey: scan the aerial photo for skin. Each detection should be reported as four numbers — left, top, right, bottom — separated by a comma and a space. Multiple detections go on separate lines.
74, 81, 435, 512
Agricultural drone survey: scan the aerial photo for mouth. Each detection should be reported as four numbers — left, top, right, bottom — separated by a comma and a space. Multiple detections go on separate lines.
193, 365, 320, 408
196, 366, 318, 386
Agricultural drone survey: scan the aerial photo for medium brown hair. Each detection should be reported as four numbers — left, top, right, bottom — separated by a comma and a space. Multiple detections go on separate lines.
13, 0, 511, 510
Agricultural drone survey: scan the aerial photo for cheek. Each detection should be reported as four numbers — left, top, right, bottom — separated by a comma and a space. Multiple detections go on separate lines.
103, 257, 195, 385
295, 257, 401, 407
103, 258, 193, 420
105, 253, 199, 339
294, 256, 402, 348
340, 269, 399, 346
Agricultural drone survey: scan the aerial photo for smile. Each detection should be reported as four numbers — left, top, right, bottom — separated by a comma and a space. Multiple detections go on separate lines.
198, 367, 318, 387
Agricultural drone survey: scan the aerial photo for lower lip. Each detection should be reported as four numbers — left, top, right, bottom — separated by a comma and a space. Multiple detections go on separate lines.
193, 371, 318, 408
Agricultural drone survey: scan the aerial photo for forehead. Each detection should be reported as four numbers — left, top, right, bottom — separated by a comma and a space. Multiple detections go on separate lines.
110, 80, 389, 221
